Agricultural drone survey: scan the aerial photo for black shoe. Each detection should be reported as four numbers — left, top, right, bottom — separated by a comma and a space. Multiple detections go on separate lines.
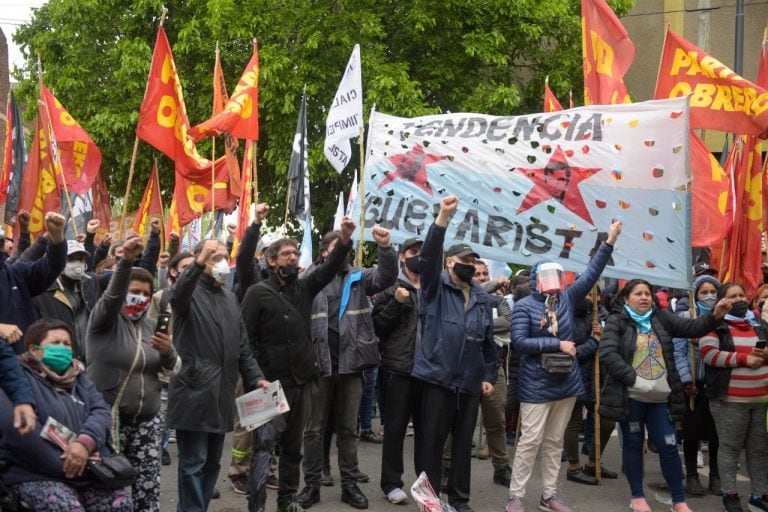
162, 449, 171, 466
349, 468, 370, 483
359, 429, 383, 444
451, 503, 473, 512
685, 475, 707, 496
266, 474, 279, 490
709, 475, 722, 496
583, 464, 618, 479
212, 488, 221, 499
297, 485, 320, 509
320, 469, 334, 487
341, 483, 369, 509
723, 493, 744, 512
748, 495, 768, 512
493, 466, 512, 487
567, 468, 598, 486
231, 475, 248, 495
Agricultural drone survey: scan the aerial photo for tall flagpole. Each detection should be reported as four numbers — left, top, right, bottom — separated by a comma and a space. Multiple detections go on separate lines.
252, 39, 259, 205
209, 41, 218, 239
120, 6, 167, 239
355, 125, 365, 267
38, 55, 78, 237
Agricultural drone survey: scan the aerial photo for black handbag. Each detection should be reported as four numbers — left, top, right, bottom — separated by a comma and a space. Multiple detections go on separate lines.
87, 454, 137, 489
540, 353, 574, 374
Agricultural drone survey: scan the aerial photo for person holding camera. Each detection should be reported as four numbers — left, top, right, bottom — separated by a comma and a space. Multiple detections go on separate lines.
506, 220, 621, 512
700, 282, 768, 512
86, 236, 181, 512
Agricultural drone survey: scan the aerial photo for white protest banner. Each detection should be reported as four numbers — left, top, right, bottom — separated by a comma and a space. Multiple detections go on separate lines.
324, 45, 363, 173
235, 380, 290, 432
350, 98, 692, 288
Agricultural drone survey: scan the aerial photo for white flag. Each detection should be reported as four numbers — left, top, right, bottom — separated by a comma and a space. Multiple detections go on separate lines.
299, 216, 314, 269
325, 45, 363, 173
333, 192, 345, 231
345, 170, 358, 217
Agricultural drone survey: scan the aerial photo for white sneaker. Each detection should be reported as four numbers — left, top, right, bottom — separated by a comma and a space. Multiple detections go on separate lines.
697, 450, 704, 468
387, 488, 408, 504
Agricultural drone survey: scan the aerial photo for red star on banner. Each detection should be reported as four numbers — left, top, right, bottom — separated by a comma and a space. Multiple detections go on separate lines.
515, 145, 601, 225
379, 144, 446, 196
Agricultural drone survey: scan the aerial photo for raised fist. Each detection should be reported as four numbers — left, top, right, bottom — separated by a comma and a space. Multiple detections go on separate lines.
121, 236, 145, 263
44, 212, 66, 243
150, 218, 161, 233
255, 203, 270, 224
440, 195, 459, 213
86, 219, 101, 234
339, 217, 356, 243
372, 227, 390, 247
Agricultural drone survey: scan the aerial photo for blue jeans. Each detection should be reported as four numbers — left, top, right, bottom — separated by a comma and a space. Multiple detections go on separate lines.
176, 430, 226, 512
619, 399, 685, 504
358, 367, 377, 431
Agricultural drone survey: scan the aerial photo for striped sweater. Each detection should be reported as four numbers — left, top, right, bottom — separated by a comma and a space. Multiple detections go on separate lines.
700, 319, 768, 403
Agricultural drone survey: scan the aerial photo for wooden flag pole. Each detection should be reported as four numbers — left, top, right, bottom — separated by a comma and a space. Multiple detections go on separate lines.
355, 126, 366, 267
591, 285, 602, 484
284, 180, 293, 229
38, 55, 78, 237
209, 42, 219, 239
252, 139, 258, 205
119, 6, 167, 240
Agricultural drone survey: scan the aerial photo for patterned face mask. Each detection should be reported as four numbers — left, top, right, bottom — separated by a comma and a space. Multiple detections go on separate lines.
123, 293, 150, 321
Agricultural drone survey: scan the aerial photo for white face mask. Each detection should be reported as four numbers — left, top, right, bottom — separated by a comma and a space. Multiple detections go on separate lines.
63, 261, 86, 280
211, 259, 230, 284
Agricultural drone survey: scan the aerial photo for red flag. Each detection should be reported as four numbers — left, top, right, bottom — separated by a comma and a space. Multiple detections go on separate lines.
211, 48, 242, 196
1, 94, 12, 205
689, 132, 731, 247
90, 170, 111, 237
132, 163, 164, 236
231, 140, 254, 258
581, 0, 635, 105
543, 78, 564, 113
720, 136, 763, 296
655, 29, 768, 137
18, 115, 62, 238
166, 198, 181, 240
136, 27, 219, 178
189, 45, 259, 142
172, 157, 236, 226
40, 85, 102, 195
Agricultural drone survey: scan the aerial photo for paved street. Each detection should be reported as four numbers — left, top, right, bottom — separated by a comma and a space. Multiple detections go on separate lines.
159, 421, 744, 511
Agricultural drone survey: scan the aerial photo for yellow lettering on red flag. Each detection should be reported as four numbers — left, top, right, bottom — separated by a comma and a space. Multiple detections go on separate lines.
655, 30, 768, 136
581, 0, 635, 105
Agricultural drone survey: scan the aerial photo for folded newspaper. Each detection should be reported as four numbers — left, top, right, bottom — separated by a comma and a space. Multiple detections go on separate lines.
235, 380, 290, 431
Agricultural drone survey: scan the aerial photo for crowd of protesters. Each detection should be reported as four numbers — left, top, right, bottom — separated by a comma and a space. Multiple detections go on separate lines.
0, 197, 766, 512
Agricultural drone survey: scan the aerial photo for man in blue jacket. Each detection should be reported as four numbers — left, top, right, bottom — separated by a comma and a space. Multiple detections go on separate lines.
412, 195, 497, 512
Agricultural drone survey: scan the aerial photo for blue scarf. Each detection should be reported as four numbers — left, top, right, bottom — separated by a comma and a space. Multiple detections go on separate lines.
624, 305, 652, 333
725, 310, 760, 327
695, 302, 712, 316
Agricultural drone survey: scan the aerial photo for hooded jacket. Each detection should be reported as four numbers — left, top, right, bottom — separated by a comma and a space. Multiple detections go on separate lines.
411, 224, 497, 396
86, 259, 180, 423
372, 269, 420, 376
510, 242, 612, 404
308, 244, 398, 376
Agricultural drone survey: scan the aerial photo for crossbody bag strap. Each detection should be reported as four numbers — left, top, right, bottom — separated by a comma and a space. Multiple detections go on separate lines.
256, 281, 311, 339
110, 326, 143, 453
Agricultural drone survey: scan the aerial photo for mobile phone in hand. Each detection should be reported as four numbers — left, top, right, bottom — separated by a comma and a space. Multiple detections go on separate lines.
756, 340, 767, 349
155, 313, 171, 335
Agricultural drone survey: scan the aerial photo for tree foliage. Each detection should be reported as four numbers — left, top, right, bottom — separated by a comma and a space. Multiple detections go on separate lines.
13, 0, 634, 236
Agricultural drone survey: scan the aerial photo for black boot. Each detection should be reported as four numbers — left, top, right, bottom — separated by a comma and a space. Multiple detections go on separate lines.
297, 485, 320, 509
341, 483, 369, 509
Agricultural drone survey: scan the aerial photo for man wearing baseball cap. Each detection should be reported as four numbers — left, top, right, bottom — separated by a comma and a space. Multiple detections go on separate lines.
411, 195, 497, 512
371, 236, 423, 504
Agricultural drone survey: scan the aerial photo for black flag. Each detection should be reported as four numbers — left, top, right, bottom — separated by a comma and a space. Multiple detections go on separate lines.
3, 91, 27, 224
287, 93, 308, 220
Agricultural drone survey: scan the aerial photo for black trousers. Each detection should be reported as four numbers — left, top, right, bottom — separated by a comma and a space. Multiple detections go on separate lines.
414, 380, 480, 506
379, 370, 418, 494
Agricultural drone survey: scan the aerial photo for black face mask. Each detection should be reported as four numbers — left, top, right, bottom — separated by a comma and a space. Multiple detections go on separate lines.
452, 262, 476, 284
277, 265, 300, 284
404, 255, 420, 273
729, 300, 749, 318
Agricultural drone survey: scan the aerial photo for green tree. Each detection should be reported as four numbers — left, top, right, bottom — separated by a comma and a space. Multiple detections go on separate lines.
13, 0, 634, 239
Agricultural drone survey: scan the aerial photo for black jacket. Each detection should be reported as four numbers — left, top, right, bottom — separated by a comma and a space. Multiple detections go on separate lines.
32, 275, 103, 362
167, 262, 265, 433
599, 308, 718, 422
372, 270, 419, 376
240, 239, 352, 386
704, 319, 768, 400
234, 222, 269, 301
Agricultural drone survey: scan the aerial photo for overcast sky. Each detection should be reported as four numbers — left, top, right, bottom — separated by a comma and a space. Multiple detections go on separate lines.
2, 0, 48, 78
